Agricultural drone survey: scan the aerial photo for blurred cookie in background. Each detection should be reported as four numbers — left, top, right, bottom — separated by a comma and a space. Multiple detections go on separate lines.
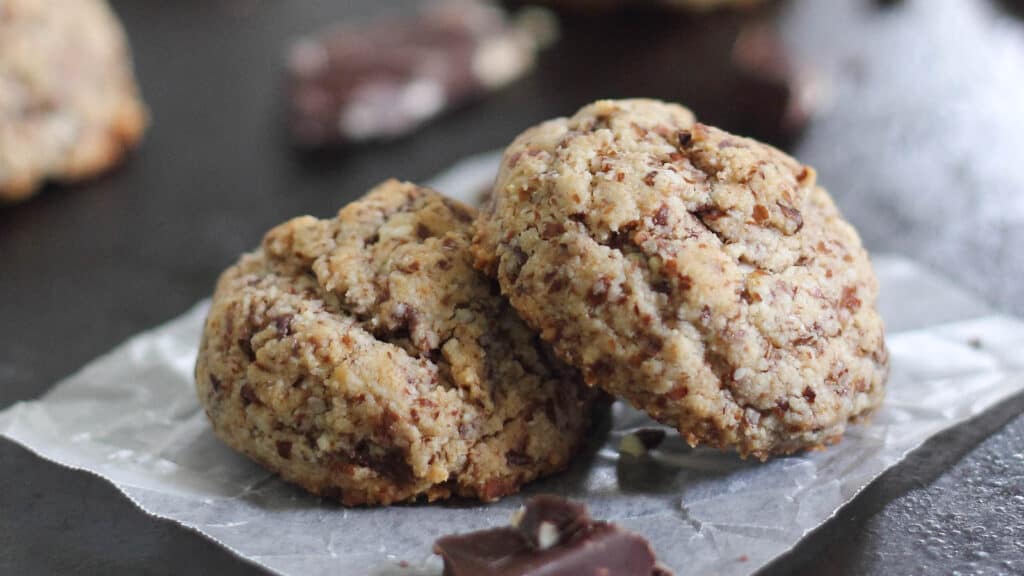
287, 1, 556, 150
0, 0, 147, 203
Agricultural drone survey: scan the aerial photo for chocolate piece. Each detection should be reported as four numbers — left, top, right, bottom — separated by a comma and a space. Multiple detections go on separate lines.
288, 2, 541, 148
731, 22, 819, 140
507, 0, 766, 14
638, 429, 669, 450
433, 495, 671, 576
619, 428, 667, 456
512, 495, 589, 549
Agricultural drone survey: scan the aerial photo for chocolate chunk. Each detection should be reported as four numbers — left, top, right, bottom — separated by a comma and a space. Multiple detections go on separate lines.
731, 22, 817, 141
237, 337, 255, 361
415, 222, 433, 240
802, 387, 816, 403
351, 441, 415, 486
433, 495, 671, 576
506, 451, 534, 467
273, 314, 293, 337
239, 384, 259, 406
634, 428, 668, 450
619, 428, 667, 456
287, 2, 540, 148
276, 440, 293, 459
653, 204, 670, 226
512, 495, 589, 549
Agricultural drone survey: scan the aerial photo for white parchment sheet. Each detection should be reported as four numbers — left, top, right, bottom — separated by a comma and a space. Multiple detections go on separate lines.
2, 152, 1023, 576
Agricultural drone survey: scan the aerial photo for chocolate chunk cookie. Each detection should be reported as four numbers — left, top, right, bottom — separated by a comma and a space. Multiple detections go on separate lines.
473, 99, 888, 459
0, 0, 147, 202
196, 180, 594, 505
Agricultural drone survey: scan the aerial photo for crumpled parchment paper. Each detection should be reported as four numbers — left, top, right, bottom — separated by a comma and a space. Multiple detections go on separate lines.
2, 152, 1022, 576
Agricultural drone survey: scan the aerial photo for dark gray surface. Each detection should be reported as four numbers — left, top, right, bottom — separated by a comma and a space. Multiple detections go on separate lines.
1, 0, 1023, 574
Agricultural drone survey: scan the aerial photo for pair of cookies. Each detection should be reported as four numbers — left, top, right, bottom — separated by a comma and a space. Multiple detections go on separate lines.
195, 99, 888, 506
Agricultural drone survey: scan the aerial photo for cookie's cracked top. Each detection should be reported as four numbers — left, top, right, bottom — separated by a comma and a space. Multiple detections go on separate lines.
474, 99, 888, 458
196, 180, 594, 505
0, 0, 147, 201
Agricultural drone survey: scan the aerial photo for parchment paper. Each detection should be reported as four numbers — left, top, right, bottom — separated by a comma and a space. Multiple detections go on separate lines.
2, 152, 1022, 576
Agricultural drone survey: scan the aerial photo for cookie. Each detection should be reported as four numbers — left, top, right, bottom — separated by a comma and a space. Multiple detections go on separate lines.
0, 0, 147, 202
473, 99, 888, 459
195, 180, 595, 506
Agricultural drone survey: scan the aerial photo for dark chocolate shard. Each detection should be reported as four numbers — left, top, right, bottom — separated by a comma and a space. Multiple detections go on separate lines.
619, 428, 667, 457
433, 495, 671, 576
350, 441, 415, 486
513, 494, 588, 550
635, 428, 668, 451
287, 2, 541, 149
731, 21, 819, 141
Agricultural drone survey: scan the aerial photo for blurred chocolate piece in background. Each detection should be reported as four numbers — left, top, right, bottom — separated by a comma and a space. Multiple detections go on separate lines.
509, 0, 766, 14
288, 1, 551, 149
516, 4, 820, 149
731, 21, 821, 142
998, 0, 1024, 17
665, 0, 766, 10
434, 495, 672, 576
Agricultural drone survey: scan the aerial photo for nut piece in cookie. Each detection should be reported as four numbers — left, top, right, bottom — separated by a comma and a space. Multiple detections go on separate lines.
473, 98, 888, 459
0, 0, 147, 202
195, 180, 594, 505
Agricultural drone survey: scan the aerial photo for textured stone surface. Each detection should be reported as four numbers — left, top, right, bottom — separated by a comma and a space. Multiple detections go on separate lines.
767, 392, 1024, 576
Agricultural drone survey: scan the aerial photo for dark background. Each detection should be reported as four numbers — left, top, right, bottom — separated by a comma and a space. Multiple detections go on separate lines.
2, 0, 1024, 573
